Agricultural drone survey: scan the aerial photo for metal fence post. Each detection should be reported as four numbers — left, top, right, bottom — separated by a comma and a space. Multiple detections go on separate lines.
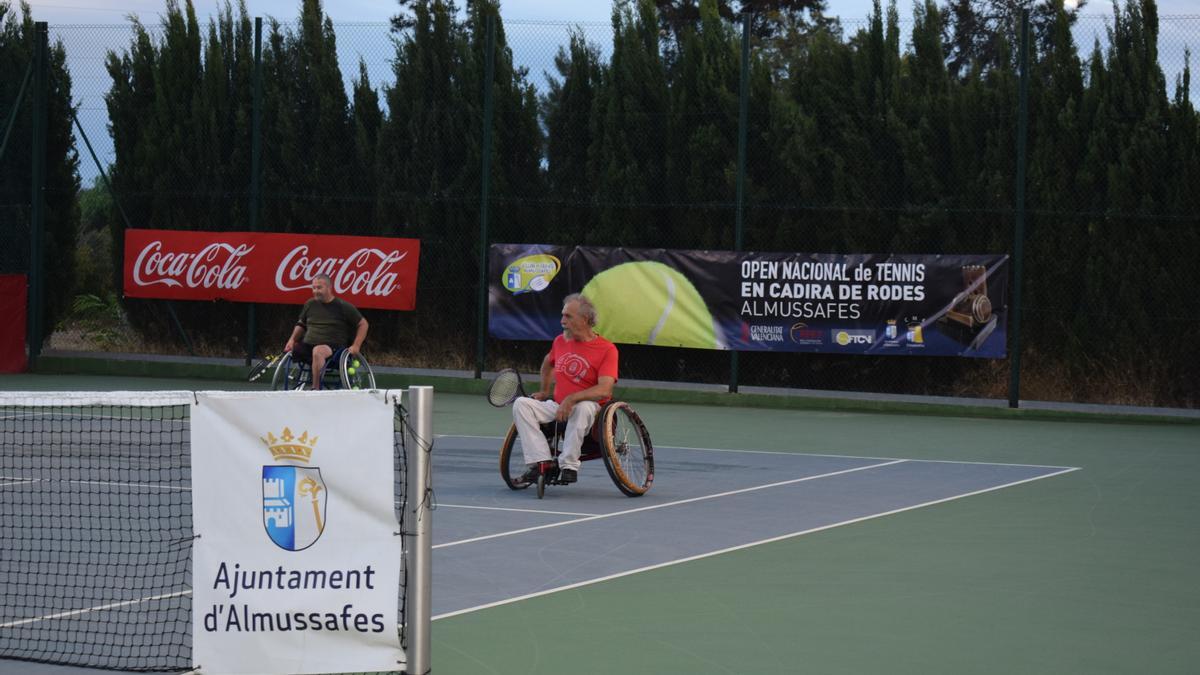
475, 14, 496, 379
730, 12, 751, 393
1008, 9, 1030, 409
247, 17, 263, 366
28, 22, 48, 365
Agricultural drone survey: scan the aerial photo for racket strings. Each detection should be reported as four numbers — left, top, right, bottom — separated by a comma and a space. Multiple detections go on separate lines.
487, 371, 521, 406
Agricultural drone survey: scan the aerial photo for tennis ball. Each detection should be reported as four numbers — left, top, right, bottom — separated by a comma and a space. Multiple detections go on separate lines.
352, 359, 360, 368
582, 261, 723, 348
347, 367, 357, 375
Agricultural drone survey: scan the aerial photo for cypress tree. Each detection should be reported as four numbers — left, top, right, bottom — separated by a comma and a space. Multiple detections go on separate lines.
378, 0, 473, 326
590, 0, 670, 247
463, 0, 543, 246
1025, 1, 1088, 361
350, 59, 381, 232
542, 29, 603, 243
260, 0, 354, 234
665, 0, 739, 249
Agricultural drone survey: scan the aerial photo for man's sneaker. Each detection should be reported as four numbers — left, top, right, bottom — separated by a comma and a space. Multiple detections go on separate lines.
517, 465, 540, 486
559, 468, 578, 484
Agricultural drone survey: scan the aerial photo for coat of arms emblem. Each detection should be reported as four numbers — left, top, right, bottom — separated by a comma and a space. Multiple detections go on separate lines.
260, 427, 327, 551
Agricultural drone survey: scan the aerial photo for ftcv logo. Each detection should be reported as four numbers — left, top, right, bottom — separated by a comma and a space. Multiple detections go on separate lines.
260, 427, 327, 551
833, 329, 875, 346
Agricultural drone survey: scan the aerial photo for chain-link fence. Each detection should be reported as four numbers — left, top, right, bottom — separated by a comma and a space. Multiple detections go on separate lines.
6, 1, 1199, 407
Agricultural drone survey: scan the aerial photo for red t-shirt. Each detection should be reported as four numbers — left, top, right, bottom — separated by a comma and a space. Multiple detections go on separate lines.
551, 333, 618, 404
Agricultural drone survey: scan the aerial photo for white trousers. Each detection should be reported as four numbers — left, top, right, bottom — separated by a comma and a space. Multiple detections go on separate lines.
512, 397, 601, 472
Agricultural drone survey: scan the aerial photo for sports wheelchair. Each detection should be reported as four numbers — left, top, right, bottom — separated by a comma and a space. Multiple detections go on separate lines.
271, 348, 377, 391
499, 401, 654, 499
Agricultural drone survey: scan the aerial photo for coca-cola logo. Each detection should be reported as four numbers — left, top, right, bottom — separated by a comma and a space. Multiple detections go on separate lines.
132, 241, 253, 290
275, 245, 407, 297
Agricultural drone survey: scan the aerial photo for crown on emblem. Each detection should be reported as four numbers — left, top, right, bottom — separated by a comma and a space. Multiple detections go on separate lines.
260, 426, 317, 463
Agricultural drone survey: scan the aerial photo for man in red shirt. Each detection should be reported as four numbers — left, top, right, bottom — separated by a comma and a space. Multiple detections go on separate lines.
513, 293, 619, 485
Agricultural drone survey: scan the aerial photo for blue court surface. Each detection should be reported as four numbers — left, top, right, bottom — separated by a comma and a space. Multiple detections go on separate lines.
429, 436, 1077, 619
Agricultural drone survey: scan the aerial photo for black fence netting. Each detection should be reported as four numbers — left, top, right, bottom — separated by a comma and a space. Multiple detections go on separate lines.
6, 0, 1198, 406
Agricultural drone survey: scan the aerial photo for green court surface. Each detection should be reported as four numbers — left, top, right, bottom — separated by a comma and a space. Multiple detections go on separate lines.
2, 372, 1197, 674
436, 399, 1199, 675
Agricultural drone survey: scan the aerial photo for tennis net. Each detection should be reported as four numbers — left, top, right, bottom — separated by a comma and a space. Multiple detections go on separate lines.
0, 390, 431, 673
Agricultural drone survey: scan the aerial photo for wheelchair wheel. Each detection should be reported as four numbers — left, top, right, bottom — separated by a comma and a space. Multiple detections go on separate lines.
271, 352, 304, 390
339, 351, 376, 390
499, 424, 530, 490
601, 402, 654, 497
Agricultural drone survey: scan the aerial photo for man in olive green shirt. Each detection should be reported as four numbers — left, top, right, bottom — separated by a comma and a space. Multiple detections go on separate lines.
284, 274, 369, 390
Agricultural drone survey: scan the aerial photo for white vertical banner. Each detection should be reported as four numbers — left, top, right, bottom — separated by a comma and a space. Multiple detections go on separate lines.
191, 391, 402, 674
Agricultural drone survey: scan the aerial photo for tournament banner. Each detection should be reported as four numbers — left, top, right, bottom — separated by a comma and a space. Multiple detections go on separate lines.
489, 245, 1008, 358
191, 391, 402, 674
124, 229, 420, 310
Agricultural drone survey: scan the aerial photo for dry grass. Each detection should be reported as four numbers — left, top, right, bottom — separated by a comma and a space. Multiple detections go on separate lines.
43, 319, 1192, 408
956, 348, 1178, 407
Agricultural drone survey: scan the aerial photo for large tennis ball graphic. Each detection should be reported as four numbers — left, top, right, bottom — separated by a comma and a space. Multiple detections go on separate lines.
582, 261, 724, 348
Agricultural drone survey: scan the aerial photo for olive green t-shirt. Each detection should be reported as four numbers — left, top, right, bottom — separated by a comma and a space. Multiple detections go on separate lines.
297, 297, 363, 346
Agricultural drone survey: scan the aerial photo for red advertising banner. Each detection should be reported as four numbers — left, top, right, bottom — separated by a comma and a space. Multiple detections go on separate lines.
124, 230, 420, 310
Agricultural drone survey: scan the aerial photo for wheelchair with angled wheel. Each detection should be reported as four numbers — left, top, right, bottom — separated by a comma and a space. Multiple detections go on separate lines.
499, 400, 654, 498
271, 348, 376, 391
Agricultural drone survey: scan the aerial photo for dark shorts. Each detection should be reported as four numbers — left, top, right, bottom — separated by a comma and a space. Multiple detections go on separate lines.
292, 342, 346, 365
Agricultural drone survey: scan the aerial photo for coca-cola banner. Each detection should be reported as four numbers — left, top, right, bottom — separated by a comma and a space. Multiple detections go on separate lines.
489, 244, 1009, 358
124, 230, 420, 310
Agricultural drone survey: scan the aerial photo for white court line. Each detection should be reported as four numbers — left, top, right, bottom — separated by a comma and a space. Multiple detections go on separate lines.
437, 503, 598, 517
0, 478, 36, 487
433, 466, 1081, 621
438, 434, 1077, 471
668, 444, 1079, 470
434, 460, 905, 549
0, 590, 192, 628
438, 434, 504, 439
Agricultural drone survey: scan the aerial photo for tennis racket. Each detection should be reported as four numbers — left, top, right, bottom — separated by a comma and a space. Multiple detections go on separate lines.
487, 368, 527, 407
247, 353, 282, 382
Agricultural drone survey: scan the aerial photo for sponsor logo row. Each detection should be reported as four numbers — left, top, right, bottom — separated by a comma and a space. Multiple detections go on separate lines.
739, 320, 928, 347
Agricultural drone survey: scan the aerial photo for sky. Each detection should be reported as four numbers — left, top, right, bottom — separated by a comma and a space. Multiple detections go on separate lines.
18, 0, 1200, 26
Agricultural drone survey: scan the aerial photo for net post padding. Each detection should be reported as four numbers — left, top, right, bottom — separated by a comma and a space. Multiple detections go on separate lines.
400, 385, 433, 675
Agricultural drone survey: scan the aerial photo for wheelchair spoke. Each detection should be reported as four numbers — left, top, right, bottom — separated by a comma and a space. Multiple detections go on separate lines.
602, 403, 654, 496
612, 411, 645, 483
339, 351, 376, 390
